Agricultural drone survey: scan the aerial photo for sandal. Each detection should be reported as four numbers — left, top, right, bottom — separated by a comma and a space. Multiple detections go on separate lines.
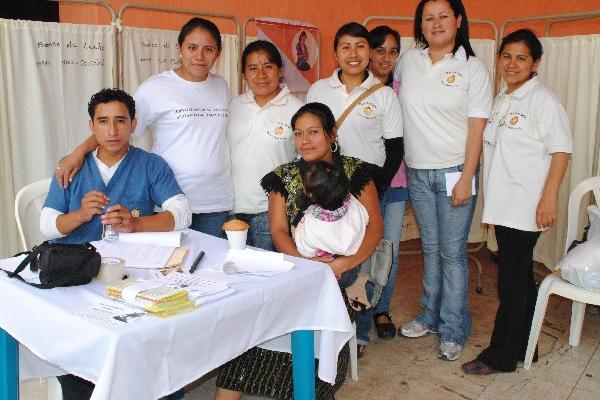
373, 312, 396, 340
461, 359, 495, 375
357, 344, 366, 359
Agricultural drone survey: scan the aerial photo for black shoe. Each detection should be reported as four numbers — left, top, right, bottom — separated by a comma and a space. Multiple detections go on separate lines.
374, 312, 396, 340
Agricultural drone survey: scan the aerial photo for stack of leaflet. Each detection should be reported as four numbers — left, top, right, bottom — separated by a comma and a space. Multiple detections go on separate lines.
106, 279, 198, 318
156, 271, 237, 305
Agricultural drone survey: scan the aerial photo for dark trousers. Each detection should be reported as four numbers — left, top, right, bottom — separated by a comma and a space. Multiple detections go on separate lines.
477, 225, 541, 372
57, 375, 94, 400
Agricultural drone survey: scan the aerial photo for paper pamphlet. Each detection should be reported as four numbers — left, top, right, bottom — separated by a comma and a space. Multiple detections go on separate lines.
118, 231, 182, 247
74, 301, 146, 328
92, 240, 176, 269
444, 172, 476, 196
146, 271, 237, 304
106, 279, 197, 318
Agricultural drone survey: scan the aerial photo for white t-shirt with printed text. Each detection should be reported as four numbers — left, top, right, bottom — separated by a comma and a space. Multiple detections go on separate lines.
133, 70, 232, 213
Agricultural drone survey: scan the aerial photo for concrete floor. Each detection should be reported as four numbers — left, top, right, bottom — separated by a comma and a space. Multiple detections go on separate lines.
20, 240, 600, 399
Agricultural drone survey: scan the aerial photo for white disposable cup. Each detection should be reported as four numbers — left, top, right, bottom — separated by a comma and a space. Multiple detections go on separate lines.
225, 230, 248, 250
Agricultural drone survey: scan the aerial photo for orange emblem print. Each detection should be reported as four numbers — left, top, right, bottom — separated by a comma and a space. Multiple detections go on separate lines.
447, 74, 456, 84
274, 126, 284, 136
510, 116, 519, 126
363, 106, 373, 116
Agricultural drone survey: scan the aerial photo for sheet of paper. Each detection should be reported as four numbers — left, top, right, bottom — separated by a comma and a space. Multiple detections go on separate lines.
198, 268, 243, 284
225, 249, 294, 274
0, 254, 27, 271
148, 271, 237, 304
0, 254, 40, 283
118, 231, 182, 247
444, 172, 476, 196
157, 272, 230, 294
192, 287, 237, 305
74, 301, 146, 328
92, 241, 176, 269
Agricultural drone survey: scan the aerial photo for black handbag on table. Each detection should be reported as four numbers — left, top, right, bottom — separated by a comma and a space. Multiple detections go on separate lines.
5, 241, 101, 289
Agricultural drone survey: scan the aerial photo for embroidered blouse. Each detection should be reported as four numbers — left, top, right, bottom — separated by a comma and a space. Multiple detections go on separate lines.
260, 152, 382, 228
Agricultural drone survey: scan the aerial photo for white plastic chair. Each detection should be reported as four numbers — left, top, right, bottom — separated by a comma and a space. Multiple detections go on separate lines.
524, 176, 600, 369
348, 322, 358, 380
14, 178, 52, 251
14, 178, 62, 399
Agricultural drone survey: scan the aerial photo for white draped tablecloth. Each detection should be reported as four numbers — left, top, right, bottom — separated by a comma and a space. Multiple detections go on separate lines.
0, 231, 352, 400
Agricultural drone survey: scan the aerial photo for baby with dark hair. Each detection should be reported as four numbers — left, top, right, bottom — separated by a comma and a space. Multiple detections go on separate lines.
295, 160, 369, 258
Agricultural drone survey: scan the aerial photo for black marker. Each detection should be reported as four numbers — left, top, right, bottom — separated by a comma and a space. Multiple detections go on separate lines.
189, 251, 205, 274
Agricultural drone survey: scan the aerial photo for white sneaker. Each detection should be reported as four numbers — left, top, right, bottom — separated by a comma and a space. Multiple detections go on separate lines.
399, 319, 434, 338
438, 341, 463, 361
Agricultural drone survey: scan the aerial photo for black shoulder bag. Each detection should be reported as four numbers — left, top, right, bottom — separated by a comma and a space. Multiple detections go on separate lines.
6, 241, 101, 289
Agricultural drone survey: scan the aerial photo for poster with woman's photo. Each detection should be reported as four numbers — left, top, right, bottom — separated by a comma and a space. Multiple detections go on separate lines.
256, 18, 319, 92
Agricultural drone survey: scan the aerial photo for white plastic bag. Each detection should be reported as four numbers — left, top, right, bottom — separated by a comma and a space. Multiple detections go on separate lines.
587, 205, 600, 240
557, 234, 600, 291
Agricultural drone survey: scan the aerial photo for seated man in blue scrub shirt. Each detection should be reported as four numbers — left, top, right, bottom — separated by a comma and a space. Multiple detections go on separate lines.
39, 88, 192, 400
41, 88, 192, 243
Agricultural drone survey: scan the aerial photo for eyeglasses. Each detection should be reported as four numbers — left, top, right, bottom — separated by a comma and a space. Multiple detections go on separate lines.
374, 47, 399, 57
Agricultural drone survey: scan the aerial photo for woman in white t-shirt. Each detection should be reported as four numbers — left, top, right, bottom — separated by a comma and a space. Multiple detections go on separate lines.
56, 18, 232, 238
394, 0, 492, 361
462, 29, 572, 375
306, 21, 404, 357
227, 40, 302, 250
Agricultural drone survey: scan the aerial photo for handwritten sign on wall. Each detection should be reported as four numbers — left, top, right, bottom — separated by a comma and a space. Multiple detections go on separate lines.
1, 19, 114, 189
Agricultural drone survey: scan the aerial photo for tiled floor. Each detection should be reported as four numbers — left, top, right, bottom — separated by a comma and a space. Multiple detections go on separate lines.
20, 241, 600, 399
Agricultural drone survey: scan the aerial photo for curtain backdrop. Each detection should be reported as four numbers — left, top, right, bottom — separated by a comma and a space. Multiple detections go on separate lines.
531, 35, 600, 268
0, 19, 598, 268
121, 26, 239, 150
0, 19, 114, 257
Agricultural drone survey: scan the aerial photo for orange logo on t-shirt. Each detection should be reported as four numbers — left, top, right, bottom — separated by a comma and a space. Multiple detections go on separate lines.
447, 75, 456, 84
510, 116, 519, 126
274, 126, 284, 136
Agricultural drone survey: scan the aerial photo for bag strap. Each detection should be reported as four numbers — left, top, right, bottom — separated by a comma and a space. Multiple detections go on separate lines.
335, 82, 385, 129
0, 241, 48, 288
5, 241, 49, 278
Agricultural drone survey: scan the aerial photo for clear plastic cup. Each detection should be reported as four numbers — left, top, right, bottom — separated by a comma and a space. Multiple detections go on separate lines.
101, 206, 119, 242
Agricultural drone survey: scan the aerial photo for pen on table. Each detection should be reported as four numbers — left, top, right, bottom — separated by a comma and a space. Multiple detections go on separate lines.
189, 251, 205, 274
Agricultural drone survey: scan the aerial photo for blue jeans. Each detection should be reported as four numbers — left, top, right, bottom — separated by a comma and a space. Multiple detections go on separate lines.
408, 165, 477, 345
233, 212, 274, 251
356, 188, 407, 344
338, 265, 359, 289
190, 211, 229, 239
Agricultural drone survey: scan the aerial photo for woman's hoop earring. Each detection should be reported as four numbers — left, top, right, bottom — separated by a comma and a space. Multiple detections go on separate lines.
330, 141, 339, 153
